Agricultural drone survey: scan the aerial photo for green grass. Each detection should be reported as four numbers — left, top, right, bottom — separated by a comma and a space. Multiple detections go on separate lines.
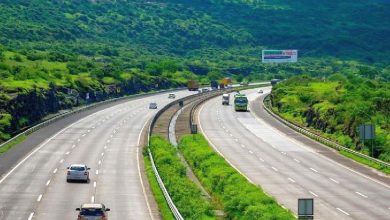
143, 152, 175, 220
0, 134, 27, 154
179, 134, 295, 220
149, 136, 215, 219
340, 150, 390, 175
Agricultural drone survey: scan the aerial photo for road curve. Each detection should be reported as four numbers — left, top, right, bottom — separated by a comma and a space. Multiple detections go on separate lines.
198, 88, 390, 220
0, 90, 192, 220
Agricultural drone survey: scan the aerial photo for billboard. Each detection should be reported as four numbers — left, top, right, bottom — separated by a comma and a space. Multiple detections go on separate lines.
262, 50, 298, 63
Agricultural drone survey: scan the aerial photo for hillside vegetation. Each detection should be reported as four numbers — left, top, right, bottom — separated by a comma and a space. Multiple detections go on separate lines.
0, 0, 389, 141
271, 75, 390, 162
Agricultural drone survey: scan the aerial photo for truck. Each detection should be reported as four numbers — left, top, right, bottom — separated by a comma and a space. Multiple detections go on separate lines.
234, 94, 248, 111
222, 93, 230, 105
220, 77, 232, 88
187, 80, 199, 91
211, 80, 218, 90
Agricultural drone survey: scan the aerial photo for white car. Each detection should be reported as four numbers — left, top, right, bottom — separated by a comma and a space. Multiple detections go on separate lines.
149, 102, 157, 109
66, 164, 90, 182
257, 89, 263, 94
76, 203, 110, 220
168, 93, 176, 99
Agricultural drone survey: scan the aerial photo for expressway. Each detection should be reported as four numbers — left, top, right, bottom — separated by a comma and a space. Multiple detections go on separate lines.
198, 88, 390, 220
0, 90, 193, 220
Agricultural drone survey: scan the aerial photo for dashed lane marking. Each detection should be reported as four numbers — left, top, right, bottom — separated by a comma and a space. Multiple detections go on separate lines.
336, 208, 350, 216
53, 168, 57, 174
46, 180, 51, 186
355, 191, 368, 198
309, 191, 318, 197
37, 194, 42, 202
310, 168, 318, 173
288, 178, 295, 183
330, 178, 339, 184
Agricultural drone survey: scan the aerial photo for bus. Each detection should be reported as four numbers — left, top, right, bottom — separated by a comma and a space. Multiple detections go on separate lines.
234, 94, 248, 111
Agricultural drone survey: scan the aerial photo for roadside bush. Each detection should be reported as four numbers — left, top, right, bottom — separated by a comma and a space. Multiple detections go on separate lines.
179, 134, 294, 219
149, 136, 214, 219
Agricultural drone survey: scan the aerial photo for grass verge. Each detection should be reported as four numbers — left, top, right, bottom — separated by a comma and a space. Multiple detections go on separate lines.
0, 134, 27, 154
179, 134, 295, 220
340, 150, 390, 175
143, 152, 175, 220
149, 135, 215, 219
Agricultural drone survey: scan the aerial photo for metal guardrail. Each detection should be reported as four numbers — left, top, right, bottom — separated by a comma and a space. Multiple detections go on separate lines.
263, 94, 390, 168
0, 88, 185, 150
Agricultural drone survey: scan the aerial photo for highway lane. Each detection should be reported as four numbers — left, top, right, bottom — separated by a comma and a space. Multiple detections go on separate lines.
0, 90, 193, 220
199, 88, 390, 220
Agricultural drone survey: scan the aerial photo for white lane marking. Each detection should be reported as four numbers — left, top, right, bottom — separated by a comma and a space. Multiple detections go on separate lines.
96, 170, 99, 175
98, 160, 101, 165
249, 150, 254, 154
92, 126, 95, 129
337, 208, 350, 216
229, 133, 233, 137
46, 180, 51, 186
330, 178, 339, 184
53, 168, 57, 174
104, 146, 107, 149
37, 194, 43, 202
65, 151, 70, 155
137, 119, 155, 220
271, 167, 278, 172
101, 153, 104, 157
107, 140, 110, 143
281, 151, 286, 155
77, 139, 80, 142
93, 181, 97, 188
310, 168, 318, 173
82, 134, 86, 137
91, 196, 95, 203
249, 100, 390, 189
288, 178, 295, 183
28, 212, 34, 220
294, 158, 300, 163
309, 191, 318, 197
72, 145, 76, 149
241, 144, 245, 148
87, 130, 91, 133
59, 159, 64, 163
234, 139, 239, 142
110, 134, 113, 138
355, 191, 368, 198
258, 157, 264, 162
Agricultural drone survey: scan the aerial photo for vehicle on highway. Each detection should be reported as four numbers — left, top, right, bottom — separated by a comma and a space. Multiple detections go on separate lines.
257, 89, 263, 94
67, 164, 90, 182
149, 102, 157, 109
234, 94, 248, 111
187, 80, 199, 91
222, 93, 230, 105
211, 80, 218, 90
201, 88, 209, 93
76, 203, 110, 220
168, 93, 176, 99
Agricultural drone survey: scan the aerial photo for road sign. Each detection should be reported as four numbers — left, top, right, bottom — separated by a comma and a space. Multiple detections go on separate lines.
191, 124, 197, 134
262, 50, 298, 63
358, 124, 375, 140
298, 198, 314, 219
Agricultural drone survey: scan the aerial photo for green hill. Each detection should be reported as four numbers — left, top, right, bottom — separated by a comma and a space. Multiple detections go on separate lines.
0, 0, 389, 141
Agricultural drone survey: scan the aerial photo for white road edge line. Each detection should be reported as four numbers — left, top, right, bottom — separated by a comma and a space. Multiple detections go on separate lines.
37, 194, 43, 202
355, 191, 368, 198
330, 178, 339, 184
248, 94, 390, 189
91, 196, 95, 203
28, 212, 34, 220
336, 208, 350, 216
137, 118, 155, 220
309, 191, 318, 197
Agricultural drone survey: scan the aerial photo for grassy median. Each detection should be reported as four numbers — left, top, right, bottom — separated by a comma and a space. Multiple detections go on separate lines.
179, 134, 295, 220
148, 135, 215, 219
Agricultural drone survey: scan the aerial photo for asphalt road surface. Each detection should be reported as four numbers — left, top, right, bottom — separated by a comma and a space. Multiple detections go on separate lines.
199, 88, 390, 220
0, 90, 192, 220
